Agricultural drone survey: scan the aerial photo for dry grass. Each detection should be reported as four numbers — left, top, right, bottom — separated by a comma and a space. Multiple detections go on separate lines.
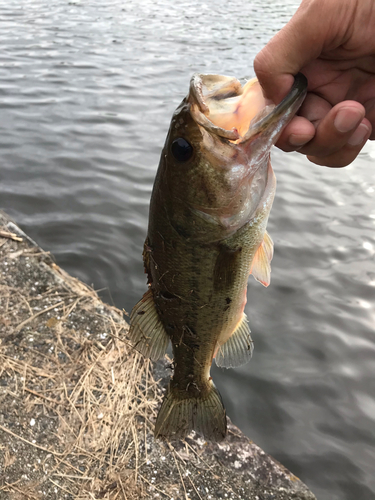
0, 244, 162, 499
0, 223, 239, 500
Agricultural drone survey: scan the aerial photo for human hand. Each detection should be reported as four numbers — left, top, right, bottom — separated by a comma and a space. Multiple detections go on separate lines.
254, 0, 375, 167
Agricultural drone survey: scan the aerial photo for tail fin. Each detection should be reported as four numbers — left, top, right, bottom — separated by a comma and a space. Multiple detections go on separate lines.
154, 383, 227, 441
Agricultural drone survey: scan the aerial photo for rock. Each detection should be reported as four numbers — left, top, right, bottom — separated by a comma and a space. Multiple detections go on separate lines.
0, 211, 316, 500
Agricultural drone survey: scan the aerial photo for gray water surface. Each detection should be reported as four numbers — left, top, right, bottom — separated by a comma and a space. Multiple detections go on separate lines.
1, 1, 375, 499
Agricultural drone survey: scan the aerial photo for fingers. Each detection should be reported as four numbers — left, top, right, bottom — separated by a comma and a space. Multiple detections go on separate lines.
276, 97, 372, 167
253, 0, 373, 166
306, 119, 371, 167
276, 93, 332, 151
276, 116, 316, 152
299, 99, 366, 154
300, 100, 371, 167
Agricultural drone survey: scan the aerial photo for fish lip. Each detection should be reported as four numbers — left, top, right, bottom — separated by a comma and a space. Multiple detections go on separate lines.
189, 74, 210, 114
189, 73, 308, 143
239, 72, 308, 144
189, 74, 242, 141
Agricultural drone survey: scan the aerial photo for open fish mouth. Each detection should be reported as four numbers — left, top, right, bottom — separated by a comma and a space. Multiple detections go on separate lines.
189, 72, 308, 144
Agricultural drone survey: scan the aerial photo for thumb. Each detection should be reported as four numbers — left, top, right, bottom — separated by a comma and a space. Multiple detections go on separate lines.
253, 0, 352, 103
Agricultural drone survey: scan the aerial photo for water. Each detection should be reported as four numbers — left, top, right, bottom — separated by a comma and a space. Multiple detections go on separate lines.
1, 1, 374, 498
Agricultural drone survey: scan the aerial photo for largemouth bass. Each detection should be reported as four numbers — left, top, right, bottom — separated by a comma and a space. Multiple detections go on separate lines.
129, 72, 307, 441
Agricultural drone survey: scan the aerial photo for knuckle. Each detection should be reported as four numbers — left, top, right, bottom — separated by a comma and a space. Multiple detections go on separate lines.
253, 50, 272, 80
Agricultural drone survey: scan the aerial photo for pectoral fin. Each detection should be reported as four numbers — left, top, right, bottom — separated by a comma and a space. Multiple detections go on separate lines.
215, 314, 253, 368
250, 231, 273, 287
128, 289, 169, 360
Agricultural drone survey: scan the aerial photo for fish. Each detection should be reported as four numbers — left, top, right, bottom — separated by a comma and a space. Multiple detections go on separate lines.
128, 72, 307, 441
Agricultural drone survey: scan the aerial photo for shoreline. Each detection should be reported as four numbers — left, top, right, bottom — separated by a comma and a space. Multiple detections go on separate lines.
0, 211, 316, 500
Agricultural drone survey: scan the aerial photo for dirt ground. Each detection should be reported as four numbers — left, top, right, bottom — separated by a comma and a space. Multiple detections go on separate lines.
0, 213, 316, 500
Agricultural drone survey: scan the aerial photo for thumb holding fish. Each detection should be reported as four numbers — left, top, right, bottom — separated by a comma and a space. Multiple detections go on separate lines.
254, 0, 375, 167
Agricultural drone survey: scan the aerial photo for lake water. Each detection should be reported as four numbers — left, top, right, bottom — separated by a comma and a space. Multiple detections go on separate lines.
1, 1, 375, 498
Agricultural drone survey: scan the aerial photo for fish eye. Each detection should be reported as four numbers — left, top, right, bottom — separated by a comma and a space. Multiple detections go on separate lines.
171, 138, 193, 162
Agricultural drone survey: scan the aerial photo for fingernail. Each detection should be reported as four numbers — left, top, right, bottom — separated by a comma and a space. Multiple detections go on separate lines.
347, 123, 370, 146
334, 108, 364, 133
289, 134, 311, 147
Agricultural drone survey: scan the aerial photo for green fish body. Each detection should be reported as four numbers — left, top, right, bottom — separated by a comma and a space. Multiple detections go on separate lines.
129, 73, 307, 441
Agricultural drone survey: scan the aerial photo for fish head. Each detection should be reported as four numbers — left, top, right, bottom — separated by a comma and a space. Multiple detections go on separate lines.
155, 73, 307, 240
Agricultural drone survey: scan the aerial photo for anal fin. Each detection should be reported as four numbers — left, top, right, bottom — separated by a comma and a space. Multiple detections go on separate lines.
215, 314, 253, 368
128, 289, 169, 360
250, 230, 274, 287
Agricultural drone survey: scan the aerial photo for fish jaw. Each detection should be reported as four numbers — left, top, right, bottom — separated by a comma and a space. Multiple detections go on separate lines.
189, 72, 307, 146
189, 74, 267, 139
149, 74, 307, 247
182, 73, 307, 239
